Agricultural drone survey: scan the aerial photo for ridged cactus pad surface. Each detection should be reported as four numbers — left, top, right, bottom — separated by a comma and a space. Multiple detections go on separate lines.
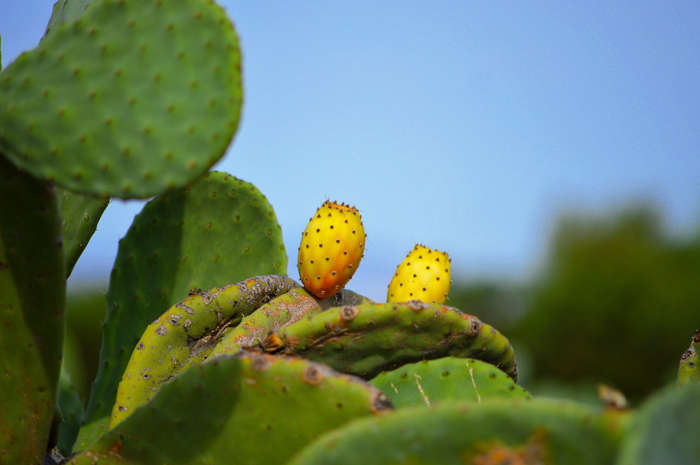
370, 357, 531, 408
0, 156, 65, 464
111, 275, 298, 427
0, 0, 242, 198
616, 383, 700, 465
210, 286, 321, 358
69, 354, 392, 465
78, 172, 287, 450
263, 301, 517, 380
289, 399, 621, 465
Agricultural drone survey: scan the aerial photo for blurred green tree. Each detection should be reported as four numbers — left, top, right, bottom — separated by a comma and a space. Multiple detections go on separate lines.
513, 206, 700, 400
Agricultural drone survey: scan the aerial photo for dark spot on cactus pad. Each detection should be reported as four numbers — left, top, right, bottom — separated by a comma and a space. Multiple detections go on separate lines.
371, 392, 393, 412
250, 355, 270, 372
155, 325, 167, 336
302, 366, 323, 385
341, 306, 359, 322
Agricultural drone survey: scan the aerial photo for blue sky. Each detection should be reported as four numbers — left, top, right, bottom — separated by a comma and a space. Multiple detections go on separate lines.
2, 1, 699, 300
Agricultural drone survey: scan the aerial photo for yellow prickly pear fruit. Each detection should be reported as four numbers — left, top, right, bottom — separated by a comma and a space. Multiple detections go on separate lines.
387, 244, 450, 303
298, 201, 366, 298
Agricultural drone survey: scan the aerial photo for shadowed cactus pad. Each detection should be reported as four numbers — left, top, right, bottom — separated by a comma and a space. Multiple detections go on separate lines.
289, 399, 621, 465
0, 0, 242, 198
370, 357, 530, 408
616, 383, 700, 465
262, 301, 517, 380
78, 172, 287, 450
70, 354, 392, 465
0, 156, 65, 464
58, 189, 108, 277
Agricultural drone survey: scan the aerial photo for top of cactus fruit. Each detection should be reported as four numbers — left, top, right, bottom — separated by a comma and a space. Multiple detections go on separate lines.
319, 200, 360, 214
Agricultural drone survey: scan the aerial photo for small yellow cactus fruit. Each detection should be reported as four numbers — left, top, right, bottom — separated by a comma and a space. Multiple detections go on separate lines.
298, 201, 365, 299
387, 244, 450, 303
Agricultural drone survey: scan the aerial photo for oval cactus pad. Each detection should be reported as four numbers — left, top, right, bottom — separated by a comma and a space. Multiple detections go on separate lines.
371, 357, 531, 409
0, 0, 242, 198
0, 156, 65, 464
69, 354, 392, 465
263, 301, 518, 380
290, 399, 620, 465
77, 172, 287, 450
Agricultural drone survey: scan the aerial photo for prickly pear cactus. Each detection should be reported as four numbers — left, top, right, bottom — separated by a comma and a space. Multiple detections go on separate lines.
56, 369, 85, 457
78, 172, 287, 450
69, 353, 392, 465
210, 286, 322, 357
0, 0, 242, 198
678, 329, 699, 385
110, 275, 298, 427
58, 189, 108, 277
262, 301, 517, 380
616, 383, 700, 465
0, 156, 65, 464
289, 399, 621, 465
370, 357, 530, 408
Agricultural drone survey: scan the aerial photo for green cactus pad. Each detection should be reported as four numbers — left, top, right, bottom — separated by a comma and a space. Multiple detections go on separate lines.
56, 368, 86, 456
263, 301, 517, 380
290, 399, 621, 465
370, 357, 531, 408
44, 0, 90, 38
617, 383, 700, 465
110, 275, 298, 427
0, 0, 242, 198
58, 188, 109, 277
209, 287, 321, 357
77, 172, 287, 451
0, 156, 65, 464
678, 329, 699, 385
42, 0, 109, 279
69, 353, 392, 465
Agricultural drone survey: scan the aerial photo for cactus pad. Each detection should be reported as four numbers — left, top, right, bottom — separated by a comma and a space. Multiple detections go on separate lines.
70, 354, 392, 465
370, 357, 530, 408
617, 383, 700, 465
0, 0, 242, 198
290, 399, 620, 465
58, 188, 108, 277
56, 368, 85, 456
110, 275, 297, 427
78, 172, 287, 450
678, 329, 699, 385
262, 301, 517, 380
210, 286, 321, 357
0, 156, 65, 464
